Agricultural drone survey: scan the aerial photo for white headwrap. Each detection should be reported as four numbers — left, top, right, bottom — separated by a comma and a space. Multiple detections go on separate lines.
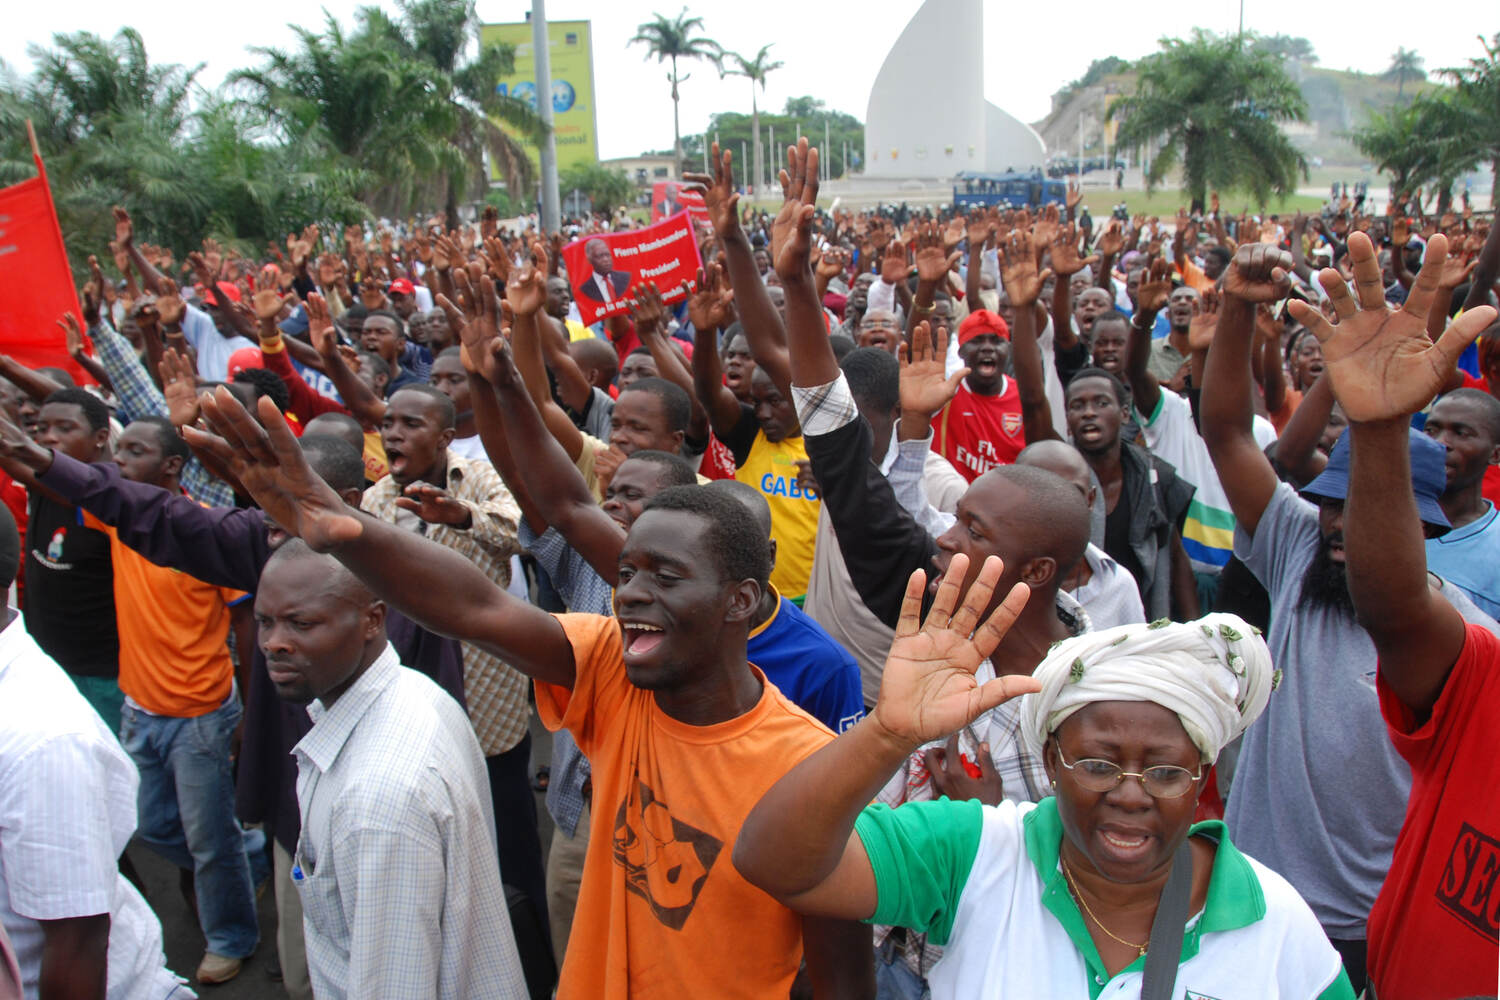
1020, 614, 1277, 763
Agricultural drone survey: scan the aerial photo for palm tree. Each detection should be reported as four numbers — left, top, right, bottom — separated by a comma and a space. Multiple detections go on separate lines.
721, 44, 782, 194
1384, 48, 1427, 101
232, 15, 463, 217
1109, 30, 1308, 212
630, 10, 721, 176
354, 0, 544, 227
1439, 32, 1500, 207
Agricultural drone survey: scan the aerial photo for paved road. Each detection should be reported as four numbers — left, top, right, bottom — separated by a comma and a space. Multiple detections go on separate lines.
143, 714, 555, 996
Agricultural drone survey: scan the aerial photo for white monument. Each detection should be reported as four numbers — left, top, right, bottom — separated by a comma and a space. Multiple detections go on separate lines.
863, 0, 1046, 178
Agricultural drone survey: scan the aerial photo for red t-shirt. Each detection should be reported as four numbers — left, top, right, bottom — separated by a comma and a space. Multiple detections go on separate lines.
930, 378, 1025, 482
699, 432, 737, 481
1367, 623, 1500, 998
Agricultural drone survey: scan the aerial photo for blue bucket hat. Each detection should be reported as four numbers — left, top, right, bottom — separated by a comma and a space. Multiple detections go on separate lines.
1301, 428, 1450, 529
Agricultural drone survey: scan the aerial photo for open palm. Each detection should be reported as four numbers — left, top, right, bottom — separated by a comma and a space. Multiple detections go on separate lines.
1292, 232, 1496, 423
186, 389, 361, 551
873, 553, 1037, 747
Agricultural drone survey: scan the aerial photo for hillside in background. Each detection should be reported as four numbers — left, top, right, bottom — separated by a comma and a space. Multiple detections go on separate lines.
1035, 64, 1438, 168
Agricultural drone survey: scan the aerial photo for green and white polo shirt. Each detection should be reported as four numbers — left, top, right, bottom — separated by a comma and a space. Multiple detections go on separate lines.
856, 797, 1354, 1000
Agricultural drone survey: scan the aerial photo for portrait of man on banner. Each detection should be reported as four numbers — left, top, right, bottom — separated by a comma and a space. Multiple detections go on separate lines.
577, 238, 632, 305
562, 213, 701, 326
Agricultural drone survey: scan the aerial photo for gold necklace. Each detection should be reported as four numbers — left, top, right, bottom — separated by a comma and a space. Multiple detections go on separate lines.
1060, 857, 1148, 958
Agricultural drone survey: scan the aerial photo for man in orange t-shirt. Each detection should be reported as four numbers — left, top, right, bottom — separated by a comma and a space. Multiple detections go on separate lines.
177, 389, 877, 999
87, 416, 262, 983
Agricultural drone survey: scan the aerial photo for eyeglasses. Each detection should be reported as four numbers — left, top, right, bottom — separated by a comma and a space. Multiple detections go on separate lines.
1054, 744, 1202, 799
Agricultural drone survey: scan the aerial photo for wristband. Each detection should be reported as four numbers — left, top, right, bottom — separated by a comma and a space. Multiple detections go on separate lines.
259, 333, 285, 353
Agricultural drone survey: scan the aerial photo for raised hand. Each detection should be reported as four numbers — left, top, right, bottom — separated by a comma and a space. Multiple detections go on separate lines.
941, 214, 965, 251
158, 349, 201, 428
1031, 203, 1061, 255
998, 230, 1051, 309
1436, 253, 1477, 291
155, 277, 186, 327
395, 483, 473, 527
252, 270, 295, 323
1188, 288, 1220, 353
1049, 225, 1099, 278
881, 240, 909, 285
900, 320, 967, 418
187, 387, 362, 548
504, 242, 547, 317
814, 246, 848, 282
81, 255, 106, 326
770, 137, 820, 282
1290, 232, 1497, 423
1066, 179, 1083, 214
359, 277, 387, 311
966, 210, 994, 252
1135, 257, 1174, 314
304, 293, 340, 358
627, 281, 669, 337
682, 142, 742, 238
441, 270, 505, 384
1095, 219, 1125, 258
870, 553, 1038, 748
58, 314, 87, 358
1221, 243, 1293, 303
684, 263, 735, 332
112, 206, 134, 249
914, 221, 961, 284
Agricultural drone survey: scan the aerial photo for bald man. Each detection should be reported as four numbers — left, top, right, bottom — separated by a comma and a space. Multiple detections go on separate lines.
1016, 440, 1146, 629
257, 541, 526, 998
577, 240, 631, 305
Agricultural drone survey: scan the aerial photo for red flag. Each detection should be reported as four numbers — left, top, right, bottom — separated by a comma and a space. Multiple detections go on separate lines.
0, 127, 88, 383
562, 213, 702, 327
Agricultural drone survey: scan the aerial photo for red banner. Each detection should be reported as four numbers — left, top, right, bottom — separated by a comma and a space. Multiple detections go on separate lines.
562, 212, 701, 326
650, 181, 708, 225
0, 162, 87, 383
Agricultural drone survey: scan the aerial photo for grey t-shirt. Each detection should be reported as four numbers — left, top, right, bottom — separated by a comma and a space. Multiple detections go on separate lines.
1226, 482, 1499, 938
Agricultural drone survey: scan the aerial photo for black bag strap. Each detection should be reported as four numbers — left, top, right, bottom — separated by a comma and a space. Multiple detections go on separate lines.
1139, 836, 1195, 1000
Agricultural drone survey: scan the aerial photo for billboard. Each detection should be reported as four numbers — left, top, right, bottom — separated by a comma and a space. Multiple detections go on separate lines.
481, 20, 599, 175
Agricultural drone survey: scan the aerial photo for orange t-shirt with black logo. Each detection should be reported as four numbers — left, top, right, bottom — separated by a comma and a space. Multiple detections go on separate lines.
83, 511, 247, 717
537, 613, 833, 999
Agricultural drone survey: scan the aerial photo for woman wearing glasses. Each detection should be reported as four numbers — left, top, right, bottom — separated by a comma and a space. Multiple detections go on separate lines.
734, 554, 1354, 999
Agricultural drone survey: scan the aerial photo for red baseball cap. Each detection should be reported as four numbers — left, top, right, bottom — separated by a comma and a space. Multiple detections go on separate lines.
226, 347, 263, 377
958, 309, 1010, 345
203, 280, 242, 307
388, 278, 416, 296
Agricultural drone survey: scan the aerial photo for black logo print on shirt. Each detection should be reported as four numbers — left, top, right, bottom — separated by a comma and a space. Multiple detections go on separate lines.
612, 779, 723, 930
1436, 821, 1500, 943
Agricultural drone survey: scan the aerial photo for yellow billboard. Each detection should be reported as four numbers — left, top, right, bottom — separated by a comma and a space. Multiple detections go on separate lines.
481, 20, 599, 175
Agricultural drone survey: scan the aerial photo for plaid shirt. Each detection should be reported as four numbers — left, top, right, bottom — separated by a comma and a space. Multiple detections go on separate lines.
89, 320, 235, 509
362, 453, 527, 755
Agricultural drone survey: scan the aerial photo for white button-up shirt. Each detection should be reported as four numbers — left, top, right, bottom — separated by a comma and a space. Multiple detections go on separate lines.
0, 611, 190, 999
293, 643, 526, 999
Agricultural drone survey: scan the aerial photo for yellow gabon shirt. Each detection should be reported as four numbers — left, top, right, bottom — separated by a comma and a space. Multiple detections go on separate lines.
734, 431, 820, 601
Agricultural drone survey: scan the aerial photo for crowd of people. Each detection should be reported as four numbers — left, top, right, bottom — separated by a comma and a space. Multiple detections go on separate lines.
0, 132, 1495, 1000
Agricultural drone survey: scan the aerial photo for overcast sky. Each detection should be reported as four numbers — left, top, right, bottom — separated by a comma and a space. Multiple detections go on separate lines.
3, 1, 1486, 160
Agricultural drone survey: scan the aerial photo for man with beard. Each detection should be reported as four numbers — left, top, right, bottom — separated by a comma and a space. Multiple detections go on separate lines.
1199, 243, 1498, 993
